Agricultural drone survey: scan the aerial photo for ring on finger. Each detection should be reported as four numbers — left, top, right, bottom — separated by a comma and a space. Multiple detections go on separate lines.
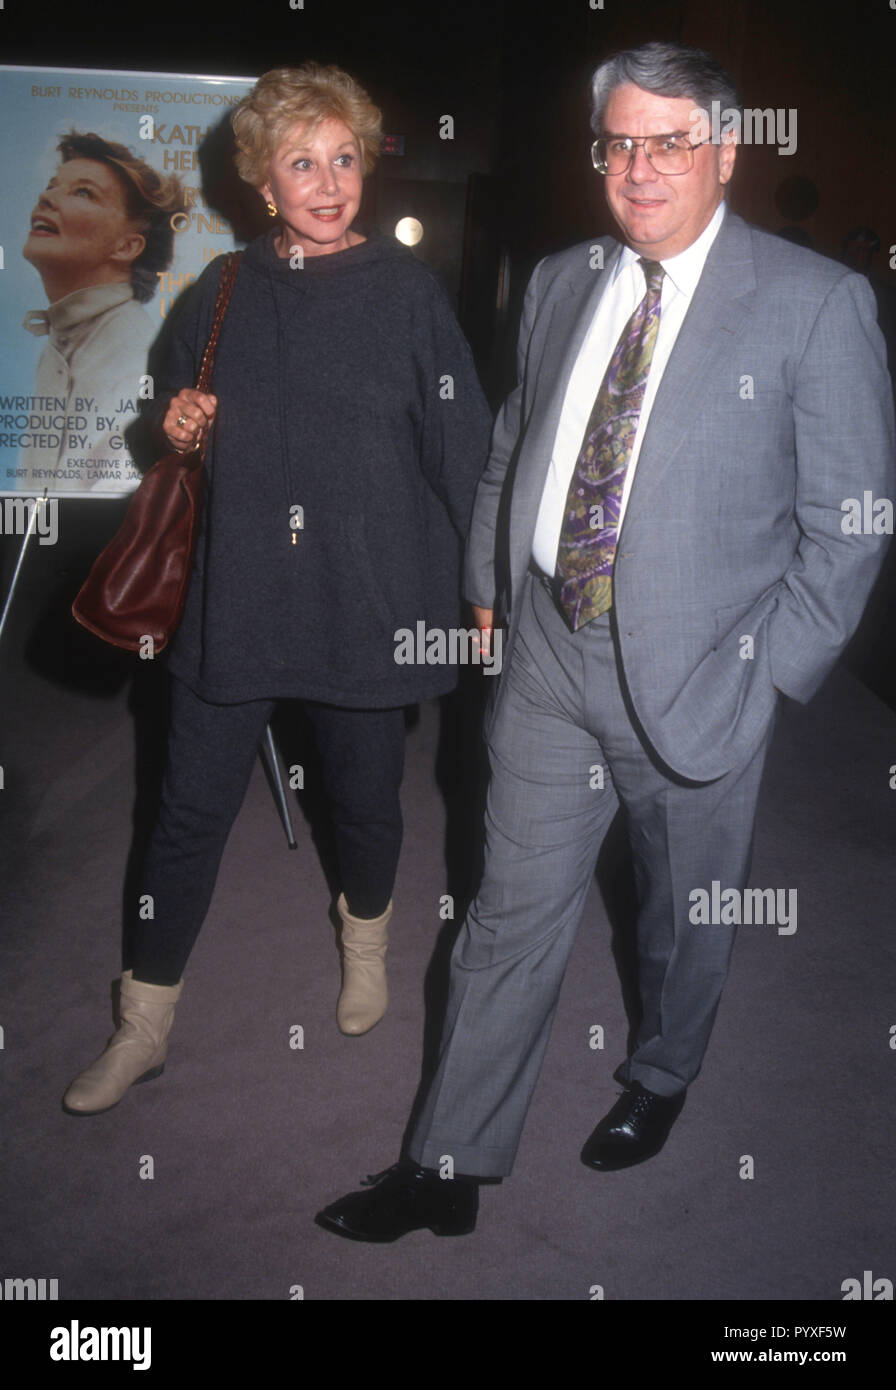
176, 414, 189, 427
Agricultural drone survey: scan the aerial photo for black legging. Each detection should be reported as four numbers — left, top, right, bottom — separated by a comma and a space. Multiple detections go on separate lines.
128, 676, 405, 986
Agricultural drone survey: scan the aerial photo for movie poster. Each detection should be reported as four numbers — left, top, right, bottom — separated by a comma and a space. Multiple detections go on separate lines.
0, 66, 255, 498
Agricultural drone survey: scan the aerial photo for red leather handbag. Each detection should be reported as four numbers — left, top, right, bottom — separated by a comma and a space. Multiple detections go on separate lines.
72, 251, 242, 653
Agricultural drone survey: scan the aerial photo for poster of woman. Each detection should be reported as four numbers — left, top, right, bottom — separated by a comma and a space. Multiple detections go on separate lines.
0, 66, 255, 497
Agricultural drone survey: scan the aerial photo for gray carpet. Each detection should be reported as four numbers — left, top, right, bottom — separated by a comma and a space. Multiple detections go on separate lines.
1, 530, 894, 1302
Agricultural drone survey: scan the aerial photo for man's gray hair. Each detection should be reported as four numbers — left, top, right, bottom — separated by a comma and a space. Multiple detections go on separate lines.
590, 41, 742, 135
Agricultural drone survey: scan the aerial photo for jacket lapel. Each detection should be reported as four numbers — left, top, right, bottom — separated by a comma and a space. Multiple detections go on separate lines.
620, 212, 757, 532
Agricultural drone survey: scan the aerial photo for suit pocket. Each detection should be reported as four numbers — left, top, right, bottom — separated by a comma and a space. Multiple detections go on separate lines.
712, 584, 782, 649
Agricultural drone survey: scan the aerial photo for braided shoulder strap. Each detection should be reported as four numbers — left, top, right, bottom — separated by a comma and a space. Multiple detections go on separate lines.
188, 250, 243, 464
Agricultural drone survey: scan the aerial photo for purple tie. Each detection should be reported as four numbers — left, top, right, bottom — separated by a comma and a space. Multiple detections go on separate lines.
555, 258, 665, 629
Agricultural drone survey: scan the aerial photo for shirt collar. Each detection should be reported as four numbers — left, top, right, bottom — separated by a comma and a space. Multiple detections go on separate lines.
22, 281, 135, 338
612, 199, 727, 296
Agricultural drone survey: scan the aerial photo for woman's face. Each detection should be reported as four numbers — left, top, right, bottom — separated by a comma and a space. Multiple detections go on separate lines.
23, 157, 146, 291
260, 117, 363, 256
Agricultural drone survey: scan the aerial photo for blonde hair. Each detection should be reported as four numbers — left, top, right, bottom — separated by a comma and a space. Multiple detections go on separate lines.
231, 64, 382, 186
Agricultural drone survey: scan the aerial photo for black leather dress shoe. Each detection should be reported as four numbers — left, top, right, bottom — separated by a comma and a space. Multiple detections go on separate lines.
580, 1082, 686, 1171
315, 1160, 479, 1242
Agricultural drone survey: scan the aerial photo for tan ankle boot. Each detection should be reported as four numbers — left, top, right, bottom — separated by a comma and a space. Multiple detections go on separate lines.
336, 894, 392, 1036
63, 970, 183, 1115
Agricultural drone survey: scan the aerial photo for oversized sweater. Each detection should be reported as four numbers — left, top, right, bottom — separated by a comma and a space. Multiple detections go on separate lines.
155, 229, 494, 706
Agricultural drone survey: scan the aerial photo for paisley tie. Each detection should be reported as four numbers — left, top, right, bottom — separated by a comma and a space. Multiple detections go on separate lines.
555, 258, 665, 630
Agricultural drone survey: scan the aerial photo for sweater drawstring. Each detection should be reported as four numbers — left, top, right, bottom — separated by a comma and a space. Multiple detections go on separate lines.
267, 266, 301, 549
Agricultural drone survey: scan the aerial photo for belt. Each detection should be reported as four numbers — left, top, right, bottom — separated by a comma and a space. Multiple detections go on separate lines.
528, 558, 565, 615
528, 557, 553, 587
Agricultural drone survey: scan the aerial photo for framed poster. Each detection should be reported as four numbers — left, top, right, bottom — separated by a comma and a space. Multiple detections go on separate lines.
0, 65, 256, 498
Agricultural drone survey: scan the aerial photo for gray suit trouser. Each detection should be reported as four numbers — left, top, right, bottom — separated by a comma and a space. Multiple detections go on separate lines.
408, 573, 777, 1177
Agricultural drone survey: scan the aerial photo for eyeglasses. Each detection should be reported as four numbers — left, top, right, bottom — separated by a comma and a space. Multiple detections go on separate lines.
591, 132, 712, 176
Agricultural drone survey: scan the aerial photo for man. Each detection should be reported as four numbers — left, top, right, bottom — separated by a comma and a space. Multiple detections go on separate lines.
316, 40, 894, 1241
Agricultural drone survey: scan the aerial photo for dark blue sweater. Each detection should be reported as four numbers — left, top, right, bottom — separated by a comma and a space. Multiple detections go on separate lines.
157, 228, 494, 705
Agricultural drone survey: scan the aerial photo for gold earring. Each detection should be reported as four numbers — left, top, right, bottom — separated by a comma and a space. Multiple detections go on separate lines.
266, 201, 278, 217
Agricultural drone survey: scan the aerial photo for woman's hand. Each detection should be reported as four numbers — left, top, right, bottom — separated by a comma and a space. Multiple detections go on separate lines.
163, 389, 218, 453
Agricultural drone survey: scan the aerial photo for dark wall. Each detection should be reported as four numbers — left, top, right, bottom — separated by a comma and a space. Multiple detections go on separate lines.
6, 0, 894, 299
4, 0, 896, 703
8, 0, 894, 263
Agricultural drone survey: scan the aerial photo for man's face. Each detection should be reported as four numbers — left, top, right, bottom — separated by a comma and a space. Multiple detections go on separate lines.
600, 84, 736, 259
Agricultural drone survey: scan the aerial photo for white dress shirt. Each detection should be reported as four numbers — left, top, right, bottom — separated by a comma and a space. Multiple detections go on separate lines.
531, 200, 726, 576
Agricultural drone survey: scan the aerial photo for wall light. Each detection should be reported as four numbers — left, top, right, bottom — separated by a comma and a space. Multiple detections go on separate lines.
394, 216, 423, 246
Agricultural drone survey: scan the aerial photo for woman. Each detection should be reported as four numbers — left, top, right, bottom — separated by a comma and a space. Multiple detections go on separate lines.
63, 64, 493, 1115
21, 131, 185, 493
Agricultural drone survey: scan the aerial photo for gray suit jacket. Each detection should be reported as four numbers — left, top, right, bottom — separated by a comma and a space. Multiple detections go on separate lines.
464, 211, 895, 781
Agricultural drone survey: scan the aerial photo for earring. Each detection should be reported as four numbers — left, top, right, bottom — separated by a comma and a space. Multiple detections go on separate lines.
266, 201, 278, 217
